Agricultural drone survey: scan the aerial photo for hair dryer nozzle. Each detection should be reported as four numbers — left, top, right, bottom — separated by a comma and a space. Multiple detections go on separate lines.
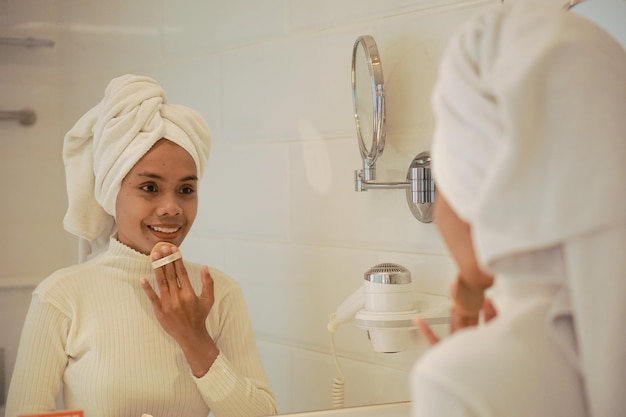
327, 284, 365, 333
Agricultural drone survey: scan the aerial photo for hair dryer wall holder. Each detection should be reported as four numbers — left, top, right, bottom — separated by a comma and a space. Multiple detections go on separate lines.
328, 276, 451, 353
327, 261, 450, 407
353, 292, 451, 353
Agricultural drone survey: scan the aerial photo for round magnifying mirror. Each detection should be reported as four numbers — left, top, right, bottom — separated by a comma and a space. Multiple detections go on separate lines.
352, 35, 386, 178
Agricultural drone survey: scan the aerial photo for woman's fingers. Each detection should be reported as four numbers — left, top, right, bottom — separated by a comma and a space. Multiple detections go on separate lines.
151, 242, 183, 293
160, 246, 181, 290
140, 277, 160, 305
416, 317, 440, 345
199, 265, 215, 308
172, 251, 194, 291
449, 277, 485, 317
416, 283, 498, 348
482, 297, 498, 322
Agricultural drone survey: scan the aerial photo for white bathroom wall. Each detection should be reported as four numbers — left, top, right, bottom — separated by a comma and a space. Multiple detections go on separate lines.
0, 3, 63, 414
0, 0, 502, 415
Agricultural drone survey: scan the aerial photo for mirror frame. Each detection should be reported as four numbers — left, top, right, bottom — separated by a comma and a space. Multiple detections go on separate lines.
351, 35, 386, 177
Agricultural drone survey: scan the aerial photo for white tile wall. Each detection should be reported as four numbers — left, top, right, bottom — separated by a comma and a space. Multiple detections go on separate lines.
0, 284, 37, 416
196, 141, 292, 239
220, 29, 358, 142
57, 0, 163, 74
162, 0, 286, 58
0, 0, 497, 415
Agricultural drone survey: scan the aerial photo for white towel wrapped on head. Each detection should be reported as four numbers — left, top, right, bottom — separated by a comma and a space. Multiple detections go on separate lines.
62, 74, 211, 260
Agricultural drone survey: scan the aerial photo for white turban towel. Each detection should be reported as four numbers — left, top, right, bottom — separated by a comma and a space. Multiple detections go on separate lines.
62, 74, 211, 261
430, 3, 626, 417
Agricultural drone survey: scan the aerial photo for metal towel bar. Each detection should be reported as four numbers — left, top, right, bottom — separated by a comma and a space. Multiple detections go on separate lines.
0, 36, 55, 48
0, 108, 37, 126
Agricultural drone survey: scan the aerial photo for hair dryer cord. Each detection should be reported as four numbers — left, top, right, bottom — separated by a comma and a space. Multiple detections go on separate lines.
329, 325, 345, 408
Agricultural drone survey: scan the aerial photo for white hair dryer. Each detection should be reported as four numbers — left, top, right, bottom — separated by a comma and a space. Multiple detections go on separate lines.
328, 263, 418, 353
327, 263, 450, 408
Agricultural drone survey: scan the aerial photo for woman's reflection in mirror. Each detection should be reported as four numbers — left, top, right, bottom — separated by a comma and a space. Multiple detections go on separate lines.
5, 74, 278, 417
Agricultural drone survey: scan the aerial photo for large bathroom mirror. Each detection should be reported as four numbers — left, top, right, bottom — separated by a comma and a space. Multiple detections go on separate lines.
352, 35, 386, 181
1, 2, 509, 417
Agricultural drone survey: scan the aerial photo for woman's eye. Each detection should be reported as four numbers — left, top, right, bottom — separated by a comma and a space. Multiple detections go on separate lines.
141, 184, 158, 192
180, 186, 195, 195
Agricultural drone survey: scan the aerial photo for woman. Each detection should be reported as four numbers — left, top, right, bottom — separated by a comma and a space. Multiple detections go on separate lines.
6, 74, 278, 417
411, 3, 626, 417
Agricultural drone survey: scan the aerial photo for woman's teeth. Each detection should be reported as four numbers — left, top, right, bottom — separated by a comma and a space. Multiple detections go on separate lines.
151, 226, 179, 233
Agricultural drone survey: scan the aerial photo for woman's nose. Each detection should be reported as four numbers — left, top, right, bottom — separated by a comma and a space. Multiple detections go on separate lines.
156, 194, 182, 216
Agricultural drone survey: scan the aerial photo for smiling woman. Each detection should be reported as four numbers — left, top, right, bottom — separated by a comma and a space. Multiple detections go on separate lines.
5, 74, 278, 417
116, 139, 199, 254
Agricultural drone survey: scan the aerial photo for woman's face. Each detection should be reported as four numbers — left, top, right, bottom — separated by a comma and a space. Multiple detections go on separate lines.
115, 139, 199, 255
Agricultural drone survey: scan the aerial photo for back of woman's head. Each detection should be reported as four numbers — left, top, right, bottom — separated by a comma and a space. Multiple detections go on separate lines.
431, 2, 626, 268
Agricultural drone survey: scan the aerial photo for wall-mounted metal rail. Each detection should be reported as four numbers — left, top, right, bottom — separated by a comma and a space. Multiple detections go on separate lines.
0, 37, 55, 48
0, 108, 37, 126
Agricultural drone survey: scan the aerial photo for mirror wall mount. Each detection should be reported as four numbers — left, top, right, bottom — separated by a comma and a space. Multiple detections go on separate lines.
354, 152, 435, 223
405, 152, 435, 223
351, 35, 435, 223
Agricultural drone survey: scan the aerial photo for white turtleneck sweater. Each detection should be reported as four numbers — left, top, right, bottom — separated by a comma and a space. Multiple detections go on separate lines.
6, 238, 277, 417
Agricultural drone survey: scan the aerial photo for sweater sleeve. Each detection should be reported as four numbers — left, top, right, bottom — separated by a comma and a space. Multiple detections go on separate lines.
193, 279, 278, 417
5, 294, 70, 417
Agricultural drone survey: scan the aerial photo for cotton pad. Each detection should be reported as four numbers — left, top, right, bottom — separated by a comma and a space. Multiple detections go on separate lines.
150, 242, 182, 269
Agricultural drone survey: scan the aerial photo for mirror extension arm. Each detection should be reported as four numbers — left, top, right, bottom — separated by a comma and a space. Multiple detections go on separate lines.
355, 151, 435, 223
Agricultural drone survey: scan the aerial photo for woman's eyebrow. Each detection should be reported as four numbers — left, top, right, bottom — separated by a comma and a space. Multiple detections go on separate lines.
136, 172, 198, 182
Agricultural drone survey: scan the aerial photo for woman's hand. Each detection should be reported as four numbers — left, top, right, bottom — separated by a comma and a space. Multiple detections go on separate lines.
448, 277, 496, 332
141, 242, 219, 377
417, 276, 497, 345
